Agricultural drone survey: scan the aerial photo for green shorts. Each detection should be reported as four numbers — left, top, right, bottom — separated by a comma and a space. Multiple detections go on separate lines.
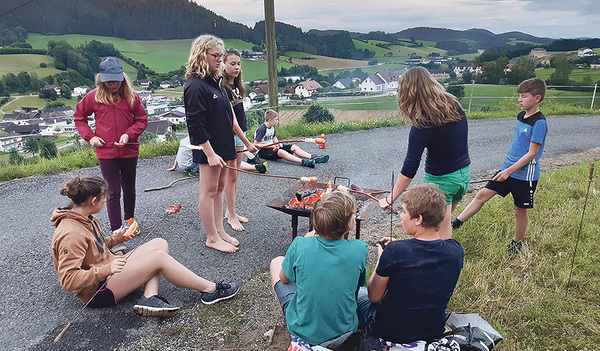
423, 165, 470, 205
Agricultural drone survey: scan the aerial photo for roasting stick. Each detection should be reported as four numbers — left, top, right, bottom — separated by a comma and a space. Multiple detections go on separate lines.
259, 138, 325, 149
224, 164, 318, 183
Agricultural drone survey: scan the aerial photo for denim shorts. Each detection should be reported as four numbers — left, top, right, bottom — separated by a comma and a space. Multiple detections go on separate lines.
273, 280, 297, 314
234, 134, 245, 147
424, 165, 471, 205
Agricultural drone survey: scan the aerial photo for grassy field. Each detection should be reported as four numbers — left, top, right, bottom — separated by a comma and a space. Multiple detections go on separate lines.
0, 54, 60, 78
26, 33, 294, 81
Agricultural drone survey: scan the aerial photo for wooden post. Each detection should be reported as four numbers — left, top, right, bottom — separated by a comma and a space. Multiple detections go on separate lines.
591, 84, 597, 110
468, 80, 475, 113
264, 0, 279, 111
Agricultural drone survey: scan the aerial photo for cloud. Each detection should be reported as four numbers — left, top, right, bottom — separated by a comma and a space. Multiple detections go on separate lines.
193, 0, 599, 38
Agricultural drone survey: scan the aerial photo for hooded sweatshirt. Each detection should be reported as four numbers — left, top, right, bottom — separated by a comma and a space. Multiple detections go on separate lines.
51, 208, 124, 303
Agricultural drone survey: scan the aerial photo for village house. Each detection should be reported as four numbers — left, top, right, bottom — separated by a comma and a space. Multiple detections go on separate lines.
138, 79, 152, 88
295, 80, 323, 97
590, 61, 600, 69
529, 48, 547, 59
577, 48, 597, 58
453, 63, 483, 77
73, 86, 89, 97
0, 135, 25, 152
158, 108, 186, 124
159, 81, 172, 89
359, 69, 406, 92
145, 119, 176, 142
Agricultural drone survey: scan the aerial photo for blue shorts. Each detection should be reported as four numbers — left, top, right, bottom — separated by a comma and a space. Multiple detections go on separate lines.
234, 134, 245, 147
273, 280, 297, 315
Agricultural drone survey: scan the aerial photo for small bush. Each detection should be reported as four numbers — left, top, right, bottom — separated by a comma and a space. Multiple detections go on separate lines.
301, 104, 335, 124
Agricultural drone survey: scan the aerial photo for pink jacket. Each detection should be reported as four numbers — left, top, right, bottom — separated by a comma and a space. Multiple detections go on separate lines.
74, 89, 148, 159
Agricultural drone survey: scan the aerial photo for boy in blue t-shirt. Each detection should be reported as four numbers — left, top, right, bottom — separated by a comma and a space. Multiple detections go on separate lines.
357, 184, 464, 344
269, 191, 367, 347
452, 78, 548, 253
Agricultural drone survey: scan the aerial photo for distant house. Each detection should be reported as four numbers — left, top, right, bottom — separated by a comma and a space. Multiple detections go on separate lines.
453, 63, 482, 77
0, 135, 25, 152
333, 78, 354, 89
159, 81, 172, 89
590, 61, 600, 69
145, 119, 175, 142
240, 49, 265, 59
73, 86, 89, 97
529, 48, 547, 59
428, 69, 450, 79
359, 69, 405, 92
295, 80, 323, 97
138, 80, 152, 88
577, 47, 597, 58
159, 109, 186, 124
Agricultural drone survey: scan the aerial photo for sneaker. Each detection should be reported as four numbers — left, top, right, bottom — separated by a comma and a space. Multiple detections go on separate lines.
246, 156, 265, 165
134, 295, 180, 317
200, 281, 240, 305
312, 155, 329, 164
255, 162, 267, 174
110, 243, 129, 255
301, 159, 316, 168
451, 218, 463, 230
506, 240, 523, 255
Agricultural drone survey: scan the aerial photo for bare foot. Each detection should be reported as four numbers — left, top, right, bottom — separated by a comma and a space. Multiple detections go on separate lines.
219, 231, 240, 247
227, 218, 245, 232
206, 239, 238, 253
225, 213, 249, 223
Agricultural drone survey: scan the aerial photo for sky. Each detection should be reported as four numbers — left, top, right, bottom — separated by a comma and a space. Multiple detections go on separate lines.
193, 0, 598, 39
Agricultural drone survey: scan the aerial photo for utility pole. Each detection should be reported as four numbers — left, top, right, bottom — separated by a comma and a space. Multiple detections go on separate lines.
264, 0, 278, 111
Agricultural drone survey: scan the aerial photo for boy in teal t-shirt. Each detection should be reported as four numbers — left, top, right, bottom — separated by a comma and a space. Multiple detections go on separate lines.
269, 191, 367, 346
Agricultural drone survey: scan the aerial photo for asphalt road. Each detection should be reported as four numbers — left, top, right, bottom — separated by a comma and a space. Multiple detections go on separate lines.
1, 114, 599, 350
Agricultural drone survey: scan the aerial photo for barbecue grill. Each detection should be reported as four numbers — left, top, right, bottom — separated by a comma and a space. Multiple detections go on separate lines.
267, 177, 387, 240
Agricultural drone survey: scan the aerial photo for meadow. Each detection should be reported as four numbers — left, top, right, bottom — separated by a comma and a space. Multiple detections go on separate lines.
25, 33, 295, 81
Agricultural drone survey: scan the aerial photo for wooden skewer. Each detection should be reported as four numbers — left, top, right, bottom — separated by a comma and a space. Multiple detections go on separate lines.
470, 179, 492, 184
223, 165, 318, 183
259, 138, 324, 149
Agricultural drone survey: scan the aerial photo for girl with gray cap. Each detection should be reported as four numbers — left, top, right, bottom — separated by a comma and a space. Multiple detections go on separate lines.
74, 57, 148, 232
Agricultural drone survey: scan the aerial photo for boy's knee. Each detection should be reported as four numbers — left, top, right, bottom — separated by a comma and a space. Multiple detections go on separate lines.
270, 256, 284, 270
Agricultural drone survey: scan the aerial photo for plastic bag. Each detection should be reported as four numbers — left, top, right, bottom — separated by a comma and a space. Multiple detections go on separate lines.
442, 313, 503, 351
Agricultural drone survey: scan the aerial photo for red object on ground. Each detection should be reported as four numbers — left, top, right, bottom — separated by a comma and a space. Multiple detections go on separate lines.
319, 134, 325, 149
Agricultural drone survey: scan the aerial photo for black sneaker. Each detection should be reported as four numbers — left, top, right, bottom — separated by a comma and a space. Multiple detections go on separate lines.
301, 159, 316, 168
134, 295, 180, 317
255, 162, 267, 173
200, 281, 240, 305
312, 155, 329, 164
451, 218, 463, 230
507, 240, 523, 255
246, 156, 265, 165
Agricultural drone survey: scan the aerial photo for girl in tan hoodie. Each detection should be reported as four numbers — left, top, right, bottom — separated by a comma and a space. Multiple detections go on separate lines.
51, 175, 240, 316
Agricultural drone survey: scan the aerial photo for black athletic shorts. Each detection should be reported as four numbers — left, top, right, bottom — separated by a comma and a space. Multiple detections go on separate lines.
485, 175, 538, 209
258, 144, 293, 160
87, 279, 117, 308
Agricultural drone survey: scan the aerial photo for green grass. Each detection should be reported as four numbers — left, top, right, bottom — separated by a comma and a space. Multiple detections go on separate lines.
0, 54, 60, 78
26, 33, 293, 80
446, 161, 600, 350
352, 39, 392, 57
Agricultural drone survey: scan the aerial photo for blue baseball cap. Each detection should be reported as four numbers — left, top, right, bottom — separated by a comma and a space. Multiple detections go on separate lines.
99, 57, 124, 82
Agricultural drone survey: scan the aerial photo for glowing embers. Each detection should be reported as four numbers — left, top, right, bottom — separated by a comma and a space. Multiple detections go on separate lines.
288, 188, 326, 210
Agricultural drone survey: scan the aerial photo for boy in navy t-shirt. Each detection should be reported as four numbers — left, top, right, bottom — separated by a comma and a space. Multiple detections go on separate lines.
452, 78, 548, 253
254, 109, 329, 168
357, 184, 464, 344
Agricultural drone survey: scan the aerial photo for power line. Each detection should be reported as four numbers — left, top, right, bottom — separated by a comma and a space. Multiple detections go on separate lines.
0, 0, 37, 18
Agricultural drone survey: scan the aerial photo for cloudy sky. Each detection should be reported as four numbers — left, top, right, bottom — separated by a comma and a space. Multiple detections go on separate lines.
193, 0, 598, 39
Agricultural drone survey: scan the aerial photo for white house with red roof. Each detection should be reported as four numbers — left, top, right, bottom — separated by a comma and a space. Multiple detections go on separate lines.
295, 80, 323, 97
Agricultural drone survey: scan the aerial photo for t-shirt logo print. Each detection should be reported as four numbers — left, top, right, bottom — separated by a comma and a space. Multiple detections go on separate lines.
213, 94, 219, 99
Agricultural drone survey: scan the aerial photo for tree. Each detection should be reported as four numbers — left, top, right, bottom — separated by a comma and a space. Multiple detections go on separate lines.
547, 54, 573, 86
138, 131, 157, 144
477, 56, 509, 84
8, 148, 24, 165
60, 84, 72, 99
302, 104, 335, 124
23, 138, 40, 155
39, 139, 58, 159
446, 83, 465, 100
507, 56, 535, 85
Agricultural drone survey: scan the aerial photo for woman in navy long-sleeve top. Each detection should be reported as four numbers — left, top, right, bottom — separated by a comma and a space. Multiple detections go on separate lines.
379, 67, 470, 239
184, 35, 256, 253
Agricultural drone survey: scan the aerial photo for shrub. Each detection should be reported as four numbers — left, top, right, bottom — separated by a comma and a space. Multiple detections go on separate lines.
301, 104, 335, 124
